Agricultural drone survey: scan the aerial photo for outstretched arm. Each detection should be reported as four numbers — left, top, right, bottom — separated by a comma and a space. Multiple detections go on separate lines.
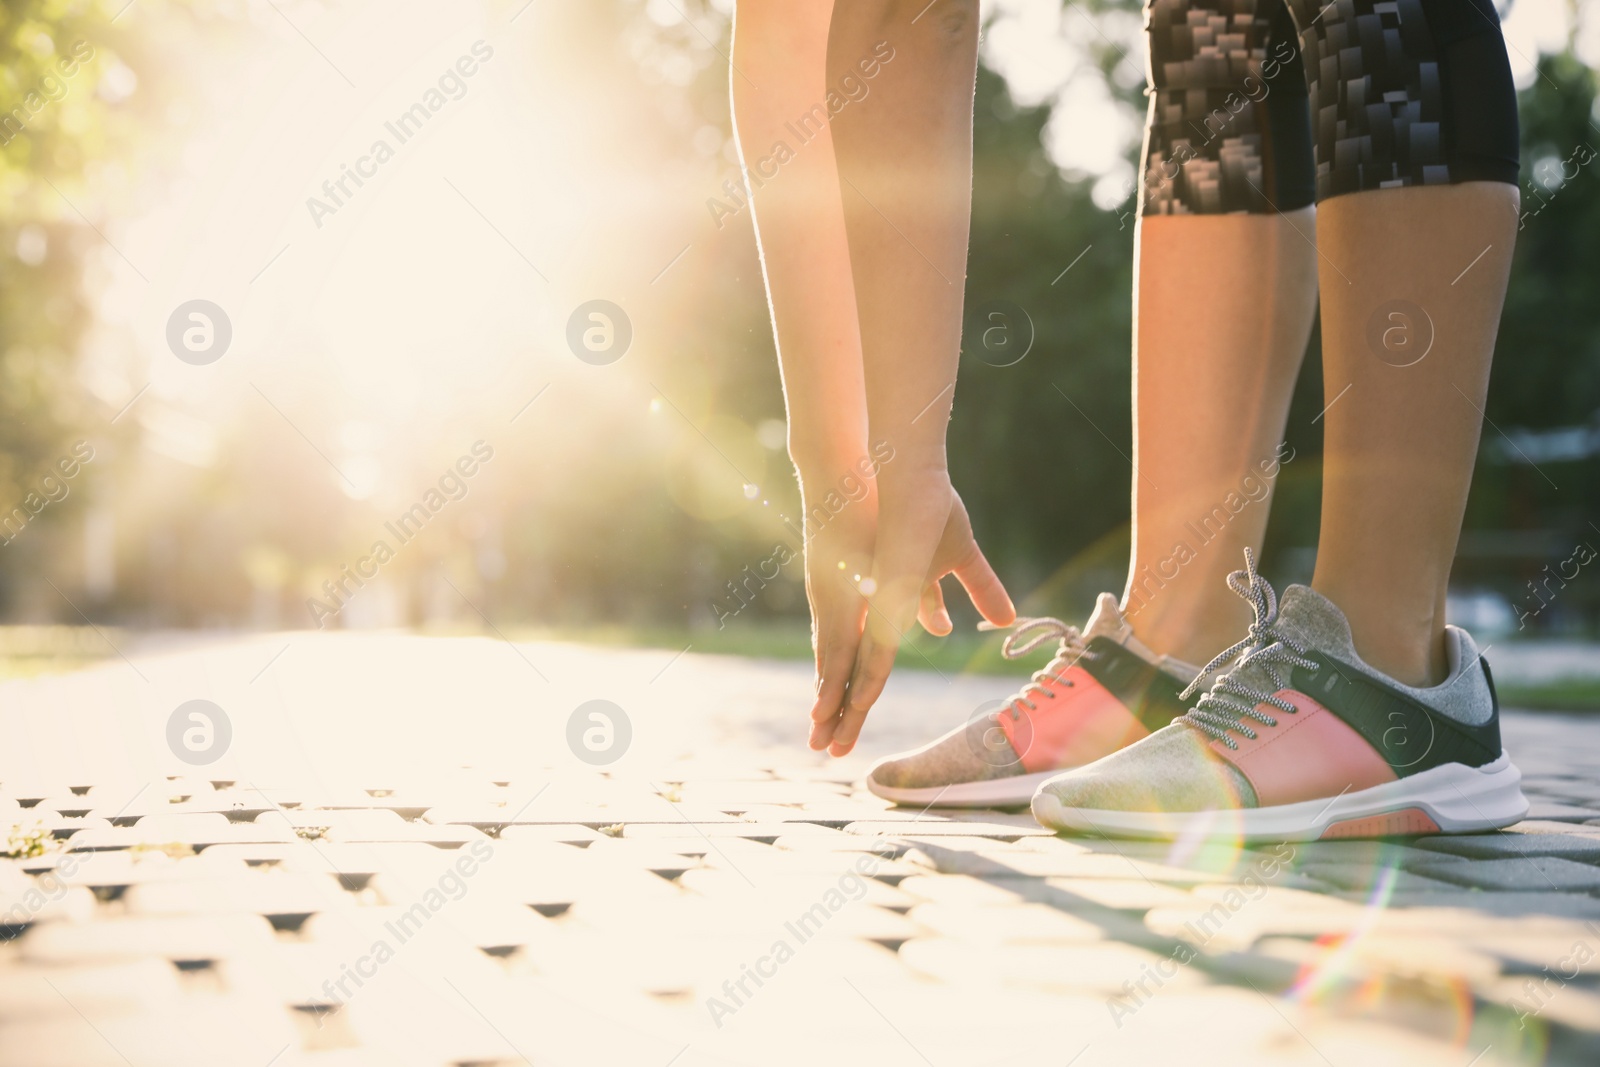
733, 0, 1013, 757
821, 0, 1013, 754
732, 1, 877, 747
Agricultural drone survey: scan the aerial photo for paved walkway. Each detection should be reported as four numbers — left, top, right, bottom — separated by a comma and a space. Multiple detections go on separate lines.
1, 633, 1598, 1066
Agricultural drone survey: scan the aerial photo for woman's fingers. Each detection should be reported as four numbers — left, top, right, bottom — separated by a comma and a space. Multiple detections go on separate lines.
807, 576, 869, 747
808, 714, 834, 751
830, 619, 900, 755
832, 575, 920, 755
809, 643, 850, 749
952, 541, 1016, 627
917, 578, 952, 636
810, 625, 852, 722
806, 478, 1008, 758
824, 487, 948, 753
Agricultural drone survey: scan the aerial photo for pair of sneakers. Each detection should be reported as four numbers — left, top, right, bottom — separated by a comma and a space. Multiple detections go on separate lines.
867, 553, 1529, 841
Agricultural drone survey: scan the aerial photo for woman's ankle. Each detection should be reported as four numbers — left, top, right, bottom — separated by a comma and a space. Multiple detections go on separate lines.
1123, 592, 1254, 669
1313, 581, 1448, 688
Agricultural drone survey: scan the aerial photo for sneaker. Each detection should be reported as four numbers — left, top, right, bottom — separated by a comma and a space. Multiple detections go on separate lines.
1032, 551, 1529, 841
865, 594, 1201, 809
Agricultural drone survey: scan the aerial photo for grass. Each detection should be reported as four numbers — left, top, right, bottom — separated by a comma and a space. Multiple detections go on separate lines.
502, 619, 1028, 677
509, 621, 1600, 711
1496, 678, 1600, 712
3, 823, 50, 859
5, 620, 1597, 711
0, 626, 119, 681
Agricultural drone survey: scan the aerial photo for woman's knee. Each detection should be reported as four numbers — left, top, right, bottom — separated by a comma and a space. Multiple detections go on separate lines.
837, 0, 979, 45
923, 0, 980, 45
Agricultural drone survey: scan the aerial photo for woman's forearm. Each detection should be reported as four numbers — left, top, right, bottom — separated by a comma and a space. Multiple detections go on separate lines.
732, 0, 869, 488
826, 0, 979, 476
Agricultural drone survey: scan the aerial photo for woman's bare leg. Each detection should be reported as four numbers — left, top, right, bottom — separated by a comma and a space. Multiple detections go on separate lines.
1125, 211, 1320, 666
1312, 183, 1519, 686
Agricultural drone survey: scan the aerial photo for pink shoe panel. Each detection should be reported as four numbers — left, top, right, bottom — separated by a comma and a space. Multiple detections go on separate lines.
1208, 689, 1398, 807
1000, 666, 1151, 775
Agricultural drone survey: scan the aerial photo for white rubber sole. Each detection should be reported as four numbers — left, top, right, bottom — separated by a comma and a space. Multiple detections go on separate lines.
1031, 752, 1529, 842
868, 769, 1065, 810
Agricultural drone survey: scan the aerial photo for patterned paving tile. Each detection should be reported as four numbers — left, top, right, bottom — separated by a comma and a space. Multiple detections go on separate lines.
1, 636, 1598, 1064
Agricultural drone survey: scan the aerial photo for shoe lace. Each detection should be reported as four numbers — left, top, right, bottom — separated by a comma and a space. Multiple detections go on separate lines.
978, 616, 1098, 720
1176, 549, 1321, 749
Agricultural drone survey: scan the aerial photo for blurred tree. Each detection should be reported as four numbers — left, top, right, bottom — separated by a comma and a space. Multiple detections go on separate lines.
0, 0, 188, 614
954, 63, 1139, 613
1459, 48, 1600, 631
0, 0, 240, 619
0, 1, 116, 572
4, 0, 1596, 636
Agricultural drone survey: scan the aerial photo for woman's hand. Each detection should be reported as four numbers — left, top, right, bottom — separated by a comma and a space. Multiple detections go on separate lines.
797, 477, 877, 752
809, 467, 1015, 756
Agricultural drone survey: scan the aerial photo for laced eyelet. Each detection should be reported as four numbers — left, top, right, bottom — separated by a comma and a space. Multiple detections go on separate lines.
989, 619, 1097, 714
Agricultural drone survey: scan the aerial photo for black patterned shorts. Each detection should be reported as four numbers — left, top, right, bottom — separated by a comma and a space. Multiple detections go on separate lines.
1140, 0, 1520, 215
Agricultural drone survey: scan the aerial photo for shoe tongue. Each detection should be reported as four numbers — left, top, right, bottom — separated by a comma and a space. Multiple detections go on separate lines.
1273, 584, 1357, 660
1082, 592, 1132, 642
1213, 584, 1353, 696
1079, 593, 1197, 680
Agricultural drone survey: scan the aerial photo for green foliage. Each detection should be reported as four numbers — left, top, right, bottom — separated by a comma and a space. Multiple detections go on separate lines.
953, 64, 1141, 616
0, 2, 113, 186
0, 0, 229, 613
0, 1, 115, 511
1499, 50, 1600, 430
1459, 51, 1600, 628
